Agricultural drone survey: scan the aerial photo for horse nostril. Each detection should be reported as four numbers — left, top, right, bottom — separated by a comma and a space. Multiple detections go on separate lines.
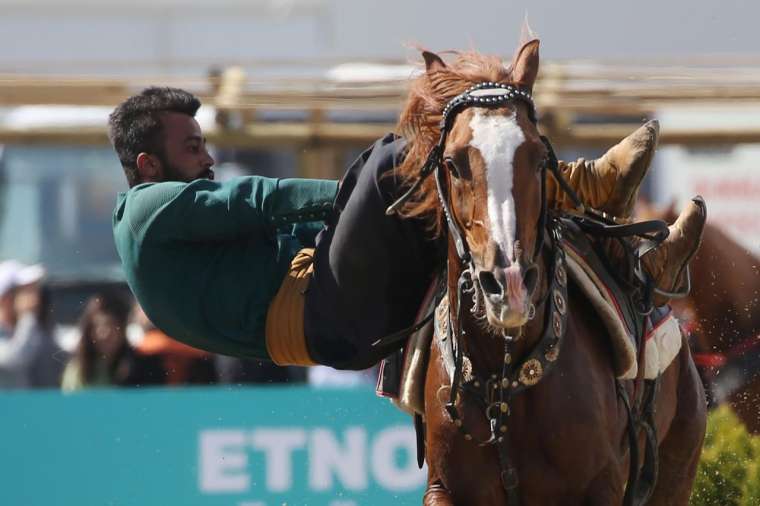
478, 271, 503, 297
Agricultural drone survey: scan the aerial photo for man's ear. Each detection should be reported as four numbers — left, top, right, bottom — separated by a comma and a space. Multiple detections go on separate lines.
136, 152, 161, 182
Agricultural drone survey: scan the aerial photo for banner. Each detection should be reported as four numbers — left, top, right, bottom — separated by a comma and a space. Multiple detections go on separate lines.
652, 143, 760, 255
653, 107, 760, 255
0, 387, 426, 505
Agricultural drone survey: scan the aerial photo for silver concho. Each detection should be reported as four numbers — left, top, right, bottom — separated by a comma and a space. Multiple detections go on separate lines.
461, 356, 473, 382
552, 311, 563, 337
519, 359, 543, 386
555, 264, 567, 287
436, 296, 449, 341
553, 289, 567, 315
545, 344, 560, 362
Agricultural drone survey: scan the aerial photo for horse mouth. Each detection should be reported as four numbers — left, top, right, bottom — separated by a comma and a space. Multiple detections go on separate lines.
474, 265, 536, 330
483, 296, 531, 329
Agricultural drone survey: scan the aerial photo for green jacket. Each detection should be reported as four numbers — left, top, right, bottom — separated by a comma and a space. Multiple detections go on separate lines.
113, 176, 338, 359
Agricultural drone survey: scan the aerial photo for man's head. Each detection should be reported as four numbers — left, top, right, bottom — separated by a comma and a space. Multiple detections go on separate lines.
108, 87, 215, 187
0, 261, 45, 329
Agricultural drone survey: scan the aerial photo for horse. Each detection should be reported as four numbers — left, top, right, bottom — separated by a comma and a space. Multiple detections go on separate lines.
640, 201, 760, 433
390, 38, 707, 505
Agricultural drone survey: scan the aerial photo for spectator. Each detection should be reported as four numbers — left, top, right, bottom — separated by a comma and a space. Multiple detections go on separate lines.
0, 261, 64, 388
132, 303, 216, 385
61, 292, 160, 391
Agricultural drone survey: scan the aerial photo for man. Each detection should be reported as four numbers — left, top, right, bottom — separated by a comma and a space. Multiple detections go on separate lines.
0, 261, 63, 388
110, 87, 704, 371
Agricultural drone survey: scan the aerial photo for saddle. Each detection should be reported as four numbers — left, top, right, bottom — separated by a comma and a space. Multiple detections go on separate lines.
376, 217, 684, 415
560, 217, 683, 380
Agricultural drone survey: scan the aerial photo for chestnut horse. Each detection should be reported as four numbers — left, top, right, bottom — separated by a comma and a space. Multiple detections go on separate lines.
641, 202, 760, 433
392, 40, 706, 505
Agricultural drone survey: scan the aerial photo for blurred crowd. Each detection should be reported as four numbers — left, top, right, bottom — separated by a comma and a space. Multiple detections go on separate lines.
0, 260, 376, 392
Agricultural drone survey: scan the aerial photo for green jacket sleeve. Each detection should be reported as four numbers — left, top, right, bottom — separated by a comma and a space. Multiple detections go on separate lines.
126, 176, 338, 245
113, 175, 338, 359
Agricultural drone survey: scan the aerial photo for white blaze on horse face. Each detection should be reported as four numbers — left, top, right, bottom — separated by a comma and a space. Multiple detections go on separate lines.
468, 109, 526, 267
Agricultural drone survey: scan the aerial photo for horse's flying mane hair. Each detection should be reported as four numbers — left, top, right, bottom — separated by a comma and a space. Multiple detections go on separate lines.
392, 46, 534, 237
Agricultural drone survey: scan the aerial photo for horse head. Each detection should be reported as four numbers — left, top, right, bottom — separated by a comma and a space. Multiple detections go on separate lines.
394, 39, 547, 331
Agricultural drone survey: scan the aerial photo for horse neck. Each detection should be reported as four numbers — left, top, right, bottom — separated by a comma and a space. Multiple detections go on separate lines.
448, 241, 550, 376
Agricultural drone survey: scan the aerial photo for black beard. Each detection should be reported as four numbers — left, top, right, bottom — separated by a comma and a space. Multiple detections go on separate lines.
155, 153, 191, 183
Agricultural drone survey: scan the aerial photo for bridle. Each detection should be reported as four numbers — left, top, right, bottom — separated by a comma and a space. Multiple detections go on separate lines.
371, 82, 559, 351
387, 82, 549, 270
385, 81, 569, 344
387, 82, 573, 504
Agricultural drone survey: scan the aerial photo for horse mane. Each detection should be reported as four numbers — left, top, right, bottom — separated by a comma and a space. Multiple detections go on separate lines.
393, 48, 531, 237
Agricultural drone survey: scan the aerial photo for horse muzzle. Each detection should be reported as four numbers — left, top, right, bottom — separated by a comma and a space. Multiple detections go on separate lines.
476, 263, 538, 329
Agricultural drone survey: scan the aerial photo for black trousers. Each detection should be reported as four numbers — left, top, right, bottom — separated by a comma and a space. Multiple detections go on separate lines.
304, 134, 440, 370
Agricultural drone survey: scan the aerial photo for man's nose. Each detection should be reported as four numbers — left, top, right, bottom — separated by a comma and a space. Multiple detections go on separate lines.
203, 149, 215, 168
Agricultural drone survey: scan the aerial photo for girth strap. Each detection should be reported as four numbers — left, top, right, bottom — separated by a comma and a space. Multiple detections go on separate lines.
618, 378, 660, 506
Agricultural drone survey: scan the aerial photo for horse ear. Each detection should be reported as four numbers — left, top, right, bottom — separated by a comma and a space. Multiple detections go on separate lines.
423, 50, 447, 73
511, 39, 540, 90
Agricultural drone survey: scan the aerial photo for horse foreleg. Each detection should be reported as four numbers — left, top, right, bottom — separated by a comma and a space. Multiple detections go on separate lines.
648, 347, 707, 505
423, 479, 456, 506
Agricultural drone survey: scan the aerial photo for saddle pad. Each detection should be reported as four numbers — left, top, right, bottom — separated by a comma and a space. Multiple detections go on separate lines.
643, 308, 684, 379
563, 247, 638, 379
564, 240, 682, 379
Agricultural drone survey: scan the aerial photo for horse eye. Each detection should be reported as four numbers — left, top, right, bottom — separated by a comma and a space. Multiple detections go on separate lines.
444, 157, 461, 179
538, 155, 549, 173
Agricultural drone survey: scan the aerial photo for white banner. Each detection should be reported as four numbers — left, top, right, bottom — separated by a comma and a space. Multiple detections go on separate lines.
651, 143, 760, 255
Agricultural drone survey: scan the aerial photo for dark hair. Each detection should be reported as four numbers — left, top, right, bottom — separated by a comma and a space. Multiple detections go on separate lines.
76, 291, 133, 385
108, 87, 201, 187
